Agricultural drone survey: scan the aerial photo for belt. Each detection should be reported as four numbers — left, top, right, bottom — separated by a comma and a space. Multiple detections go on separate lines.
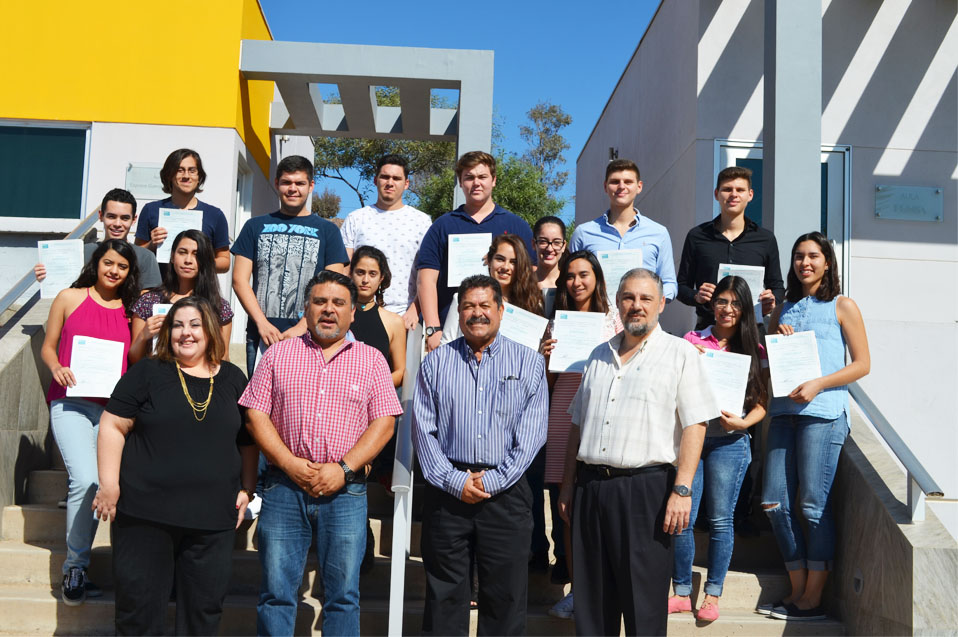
451, 461, 497, 472
577, 462, 670, 480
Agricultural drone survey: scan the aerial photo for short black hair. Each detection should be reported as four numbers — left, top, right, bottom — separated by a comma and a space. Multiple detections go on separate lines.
276, 155, 315, 181
160, 149, 206, 194
100, 188, 137, 215
457, 274, 503, 309
303, 269, 358, 307
533, 215, 566, 238
376, 154, 409, 179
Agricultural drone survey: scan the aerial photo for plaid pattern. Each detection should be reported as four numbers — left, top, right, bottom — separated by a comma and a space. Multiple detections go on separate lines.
239, 334, 402, 463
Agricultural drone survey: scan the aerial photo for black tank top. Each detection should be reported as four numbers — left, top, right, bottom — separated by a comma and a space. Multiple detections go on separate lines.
350, 304, 392, 370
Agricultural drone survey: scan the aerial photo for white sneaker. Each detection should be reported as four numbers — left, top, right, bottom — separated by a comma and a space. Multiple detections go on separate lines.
549, 591, 574, 619
244, 495, 262, 520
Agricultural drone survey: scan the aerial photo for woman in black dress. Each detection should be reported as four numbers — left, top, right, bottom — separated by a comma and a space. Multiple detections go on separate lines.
94, 296, 257, 636
349, 245, 406, 387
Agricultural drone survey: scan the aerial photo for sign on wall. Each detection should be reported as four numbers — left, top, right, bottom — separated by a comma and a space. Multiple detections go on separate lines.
125, 163, 165, 202
875, 185, 943, 222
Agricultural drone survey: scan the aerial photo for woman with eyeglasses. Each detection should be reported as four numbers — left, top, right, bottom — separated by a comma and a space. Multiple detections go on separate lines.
668, 275, 769, 623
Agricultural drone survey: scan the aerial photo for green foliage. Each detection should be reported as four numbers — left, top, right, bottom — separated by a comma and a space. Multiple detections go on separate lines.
413, 154, 562, 225
519, 101, 572, 195
311, 187, 341, 219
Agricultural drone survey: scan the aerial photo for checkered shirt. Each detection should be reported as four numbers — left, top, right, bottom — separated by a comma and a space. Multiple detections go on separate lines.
239, 334, 403, 463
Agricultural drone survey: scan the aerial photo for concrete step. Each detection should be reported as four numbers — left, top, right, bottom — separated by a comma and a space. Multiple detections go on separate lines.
25, 470, 66, 506
0, 585, 844, 636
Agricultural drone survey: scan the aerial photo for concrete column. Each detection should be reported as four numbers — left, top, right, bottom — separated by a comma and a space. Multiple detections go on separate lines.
763, 0, 822, 278
453, 57, 495, 208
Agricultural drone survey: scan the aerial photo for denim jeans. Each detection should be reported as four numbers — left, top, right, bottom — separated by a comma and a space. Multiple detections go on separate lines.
672, 434, 750, 597
256, 469, 367, 637
762, 413, 848, 571
49, 398, 104, 574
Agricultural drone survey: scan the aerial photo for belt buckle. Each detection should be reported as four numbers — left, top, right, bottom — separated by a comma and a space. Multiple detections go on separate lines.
600, 465, 612, 478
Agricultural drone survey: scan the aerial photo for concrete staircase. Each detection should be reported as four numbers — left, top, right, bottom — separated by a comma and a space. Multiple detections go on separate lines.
0, 469, 844, 635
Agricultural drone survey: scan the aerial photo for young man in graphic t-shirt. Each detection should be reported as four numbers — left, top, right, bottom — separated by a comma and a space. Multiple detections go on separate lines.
232, 155, 348, 376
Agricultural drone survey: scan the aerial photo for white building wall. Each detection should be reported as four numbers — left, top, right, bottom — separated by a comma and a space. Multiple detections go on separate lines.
576, 0, 958, 532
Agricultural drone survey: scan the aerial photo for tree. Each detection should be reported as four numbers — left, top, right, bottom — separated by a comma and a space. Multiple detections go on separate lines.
519, 101, 572, 195
312, 188, 341, 219
313, 87, 455, 209
414, 154, 562, 225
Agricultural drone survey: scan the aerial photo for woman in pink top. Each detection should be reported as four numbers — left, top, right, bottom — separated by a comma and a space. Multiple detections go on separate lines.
40, 239, 138, 606
539, 249, 622, 620
668, 275, 769, 623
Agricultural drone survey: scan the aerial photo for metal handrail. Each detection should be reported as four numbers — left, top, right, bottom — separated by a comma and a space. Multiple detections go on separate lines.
387, 323, 424, 635
849, 381, 944, 522
0, 208, 100, 319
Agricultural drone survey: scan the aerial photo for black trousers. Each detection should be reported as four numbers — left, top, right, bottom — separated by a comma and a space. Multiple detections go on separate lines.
572, 465, 674, 637
420, 478, 532, 636
113, 512, 234, 636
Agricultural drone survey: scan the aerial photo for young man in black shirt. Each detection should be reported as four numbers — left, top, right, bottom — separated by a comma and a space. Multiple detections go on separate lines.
677, 166, 784, 330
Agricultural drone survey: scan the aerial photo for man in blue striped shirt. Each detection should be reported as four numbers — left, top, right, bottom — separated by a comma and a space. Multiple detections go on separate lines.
412, 274, 548, 636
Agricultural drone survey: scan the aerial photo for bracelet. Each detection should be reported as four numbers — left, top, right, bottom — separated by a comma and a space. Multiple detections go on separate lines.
241, 488, 255, 500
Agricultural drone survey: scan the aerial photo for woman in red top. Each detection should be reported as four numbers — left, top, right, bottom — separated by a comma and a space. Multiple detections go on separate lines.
40, 239, 138, 606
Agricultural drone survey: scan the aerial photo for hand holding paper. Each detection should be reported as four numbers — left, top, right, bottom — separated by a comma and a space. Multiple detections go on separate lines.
765, 331, 822, 398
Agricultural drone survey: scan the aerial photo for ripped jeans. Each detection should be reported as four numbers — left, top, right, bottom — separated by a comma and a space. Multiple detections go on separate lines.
761, 413, 848, 572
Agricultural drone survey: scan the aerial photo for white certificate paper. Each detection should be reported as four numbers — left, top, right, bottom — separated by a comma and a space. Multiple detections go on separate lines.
151, 304, 172, 352
597, 249, 643, 304
66, 335, 124, 398
765, 331, 823, 397
548, 311, 607, 373
38, 240, 84, 299
447, 233, 492, 287
156, 208, 203, 263
717, 263, 765, 321
499, 302, 549, 352
700, 349, 752, 416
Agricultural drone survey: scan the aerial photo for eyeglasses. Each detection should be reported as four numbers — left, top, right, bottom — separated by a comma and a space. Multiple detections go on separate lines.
176, 167, 199, 175
713, 299, 744, 311
535, 238, 566, 249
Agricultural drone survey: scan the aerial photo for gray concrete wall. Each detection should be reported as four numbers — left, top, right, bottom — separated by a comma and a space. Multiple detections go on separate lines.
0, 297, 54, 535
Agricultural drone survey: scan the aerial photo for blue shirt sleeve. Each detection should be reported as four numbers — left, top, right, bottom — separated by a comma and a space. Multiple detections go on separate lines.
511, 216, 537, 266
230, 218, 258, 260
656, 228, 678, 300
416, 221, 445, 271
207, 207, 230, 250
568, 224, 586, 253
411, 353, 469, 497
135, 202, 159, 243
320, 220, 349, 267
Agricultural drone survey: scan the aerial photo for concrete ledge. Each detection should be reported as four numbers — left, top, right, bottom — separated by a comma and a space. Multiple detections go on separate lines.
830, 410, 958, 635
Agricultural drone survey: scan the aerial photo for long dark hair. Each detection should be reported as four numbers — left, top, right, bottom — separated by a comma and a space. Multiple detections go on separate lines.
73, 239, 139, 315
486, 234, 543, 315
785, 231, 841, 302
553, 250, 609, 315
713, 276, 768, 411
155, 230, 224, 315
350, 245, 392, 307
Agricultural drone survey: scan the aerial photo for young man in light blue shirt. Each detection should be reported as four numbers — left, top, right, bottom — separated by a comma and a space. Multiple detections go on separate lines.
568, 159, 677, 300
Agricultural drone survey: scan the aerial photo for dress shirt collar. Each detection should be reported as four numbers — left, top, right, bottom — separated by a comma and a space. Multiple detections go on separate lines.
454, 331, 503, 360
709, 215, 758, 237
452, 203, 504, 223
603, 207, 641, 230
299, 332, 354, 361
605, 323, 662, 367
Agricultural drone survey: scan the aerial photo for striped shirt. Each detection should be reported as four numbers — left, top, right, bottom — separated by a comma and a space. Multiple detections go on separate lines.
570, 325, 719, 468
412, 334, 548, 498
239, 334, 402, 464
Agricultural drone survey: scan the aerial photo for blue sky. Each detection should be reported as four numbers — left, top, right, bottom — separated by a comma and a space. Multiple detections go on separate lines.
259, 1, 660, 221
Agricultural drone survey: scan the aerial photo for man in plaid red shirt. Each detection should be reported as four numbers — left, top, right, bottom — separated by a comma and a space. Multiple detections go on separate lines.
241, 270, 403, 637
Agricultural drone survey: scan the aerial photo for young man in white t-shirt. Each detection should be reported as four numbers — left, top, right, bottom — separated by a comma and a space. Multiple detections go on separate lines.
340, 154, 432, 327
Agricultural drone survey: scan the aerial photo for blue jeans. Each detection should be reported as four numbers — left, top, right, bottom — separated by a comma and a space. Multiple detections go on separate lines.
49, 398, 103, 574
256, 469, 367, 637
762, 413, 848, 571
672, 434, 750, 597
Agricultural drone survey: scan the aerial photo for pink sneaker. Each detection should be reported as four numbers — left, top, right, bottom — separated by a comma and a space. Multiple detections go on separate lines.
697, 600, 720, 622
668, 596, 692, 614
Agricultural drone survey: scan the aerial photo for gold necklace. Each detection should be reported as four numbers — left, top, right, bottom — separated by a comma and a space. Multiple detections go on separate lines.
175, 360, 214, 421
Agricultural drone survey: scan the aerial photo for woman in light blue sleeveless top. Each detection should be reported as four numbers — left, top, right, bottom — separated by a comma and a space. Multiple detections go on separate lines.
761, 232, 870, 622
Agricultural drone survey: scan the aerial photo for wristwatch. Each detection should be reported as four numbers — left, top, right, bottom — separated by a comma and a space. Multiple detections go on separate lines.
424, 326, 442, 337
672, 484, 692, 497
339, 460, 358, 483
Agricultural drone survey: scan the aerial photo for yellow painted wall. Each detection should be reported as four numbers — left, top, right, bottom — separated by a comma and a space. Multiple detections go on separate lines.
0, 0, 274, 176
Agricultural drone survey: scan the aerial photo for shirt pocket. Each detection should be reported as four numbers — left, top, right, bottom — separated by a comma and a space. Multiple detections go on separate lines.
342, 382, 369, 426
492, 378, 525, 423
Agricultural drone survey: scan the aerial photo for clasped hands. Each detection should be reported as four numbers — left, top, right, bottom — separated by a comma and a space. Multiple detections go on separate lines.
460, 470, 491, 504
287, 457, 347, 497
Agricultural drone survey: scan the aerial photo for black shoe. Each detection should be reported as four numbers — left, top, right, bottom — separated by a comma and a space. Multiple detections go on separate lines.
61, 567, 86, 606
550, 559, 570, 585
769, 603, 826, 621
528, 551, 549, 573
82, 570, 102, 598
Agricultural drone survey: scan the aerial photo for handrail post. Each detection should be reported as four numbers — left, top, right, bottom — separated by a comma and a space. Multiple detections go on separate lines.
908, 473, 926, 523
387, 324, 424, 636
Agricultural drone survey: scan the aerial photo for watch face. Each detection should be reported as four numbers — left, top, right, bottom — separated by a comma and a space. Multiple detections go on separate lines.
674, 484, 691, 497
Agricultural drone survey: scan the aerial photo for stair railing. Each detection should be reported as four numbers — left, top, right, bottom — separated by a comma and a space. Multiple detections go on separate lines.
849, 382, 944, 522
0, 208, 100, 321
388, 323, 424, 635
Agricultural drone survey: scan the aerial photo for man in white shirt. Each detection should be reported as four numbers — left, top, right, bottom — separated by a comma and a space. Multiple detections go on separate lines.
558, 268, 718, 636
340, 155, 432, 327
